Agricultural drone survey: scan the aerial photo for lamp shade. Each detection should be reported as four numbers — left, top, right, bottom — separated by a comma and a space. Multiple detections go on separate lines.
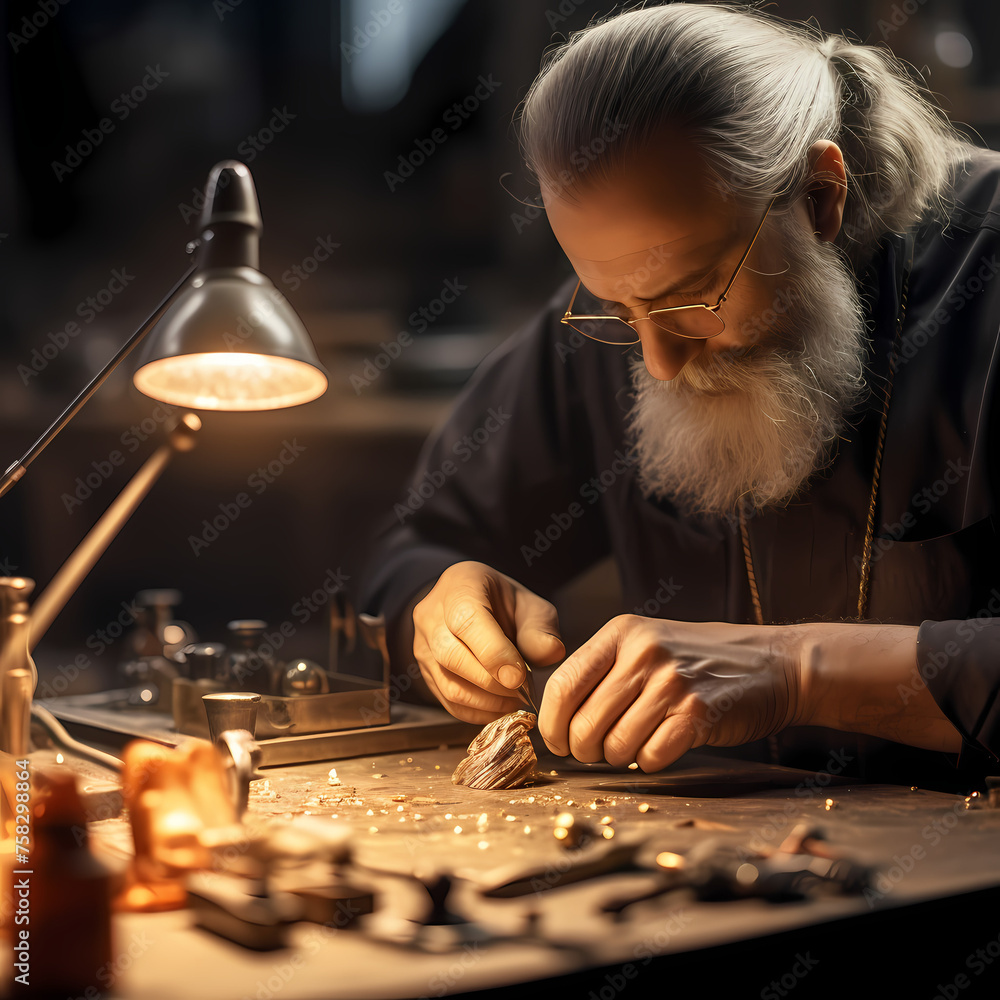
133, 270, 328, 411
132, 160, 328, 411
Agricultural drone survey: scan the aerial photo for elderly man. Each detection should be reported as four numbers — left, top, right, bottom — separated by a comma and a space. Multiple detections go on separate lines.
362, 4, 1000, 786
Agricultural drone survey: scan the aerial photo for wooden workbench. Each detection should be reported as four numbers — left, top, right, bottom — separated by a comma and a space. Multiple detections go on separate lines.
55, 742, 1000, 999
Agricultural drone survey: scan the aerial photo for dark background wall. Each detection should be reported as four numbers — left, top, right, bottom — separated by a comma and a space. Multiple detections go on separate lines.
1, 0, 997, 689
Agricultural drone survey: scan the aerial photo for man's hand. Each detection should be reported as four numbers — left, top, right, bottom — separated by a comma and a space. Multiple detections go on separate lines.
538, 615, 802, 771
412, 561, 565, 723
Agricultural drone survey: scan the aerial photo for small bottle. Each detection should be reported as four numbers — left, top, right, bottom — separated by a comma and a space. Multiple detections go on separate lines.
17, 770, 114, 998
227, 620, 280, 694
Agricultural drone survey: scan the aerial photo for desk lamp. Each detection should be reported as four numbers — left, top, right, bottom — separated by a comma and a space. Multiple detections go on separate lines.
0, 159, 328, 498
0, 159, 328, 760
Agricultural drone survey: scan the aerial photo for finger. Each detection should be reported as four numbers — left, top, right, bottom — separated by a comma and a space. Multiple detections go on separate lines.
600, 682, 675, 767
436, 666, 524, 720
445, 590, 528, 690
567, 666, 649, 764
512, 594, 565, 667
634, 715, 699, 772
428, 623, 519, 699
539, 619, 624, 757
415, 635, 521, 723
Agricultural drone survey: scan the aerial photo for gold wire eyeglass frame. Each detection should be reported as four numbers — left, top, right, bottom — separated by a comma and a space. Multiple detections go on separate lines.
560, 196, 778, 344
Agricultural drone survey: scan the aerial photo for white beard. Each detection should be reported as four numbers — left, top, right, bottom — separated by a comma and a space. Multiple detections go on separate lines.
628, 220, 868, 518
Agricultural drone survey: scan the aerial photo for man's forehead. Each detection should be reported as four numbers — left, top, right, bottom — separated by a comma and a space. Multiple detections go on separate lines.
541, 153, 746, 281
568, 232, 734, 280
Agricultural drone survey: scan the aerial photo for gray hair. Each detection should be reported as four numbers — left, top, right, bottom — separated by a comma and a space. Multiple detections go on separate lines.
518, 3, 974, 264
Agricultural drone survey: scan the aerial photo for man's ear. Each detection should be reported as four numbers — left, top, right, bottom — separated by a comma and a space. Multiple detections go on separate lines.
807, 140, 847, 241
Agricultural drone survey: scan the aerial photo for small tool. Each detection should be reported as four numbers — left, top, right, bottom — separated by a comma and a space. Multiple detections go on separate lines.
517, 662, 539, 715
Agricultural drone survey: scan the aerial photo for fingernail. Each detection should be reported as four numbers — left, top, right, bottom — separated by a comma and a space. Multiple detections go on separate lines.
499, 664, 523, 688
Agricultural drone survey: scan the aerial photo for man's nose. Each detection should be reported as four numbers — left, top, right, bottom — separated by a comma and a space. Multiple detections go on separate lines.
635, 319, 705, 381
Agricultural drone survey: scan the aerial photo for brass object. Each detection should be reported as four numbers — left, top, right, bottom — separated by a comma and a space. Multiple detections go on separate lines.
202, 692, 261, 742
1, 669, 32, 758
117, 739, 244, 912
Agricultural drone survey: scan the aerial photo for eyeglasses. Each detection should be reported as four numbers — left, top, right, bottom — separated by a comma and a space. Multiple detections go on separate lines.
560, 196, 777, 344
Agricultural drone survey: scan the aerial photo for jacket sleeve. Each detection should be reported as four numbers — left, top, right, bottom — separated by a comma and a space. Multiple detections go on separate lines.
917, 618, 1000, 763
359, 283, 613, 670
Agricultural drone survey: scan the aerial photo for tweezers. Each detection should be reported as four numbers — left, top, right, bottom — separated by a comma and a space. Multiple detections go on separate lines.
517, 662, 540, 715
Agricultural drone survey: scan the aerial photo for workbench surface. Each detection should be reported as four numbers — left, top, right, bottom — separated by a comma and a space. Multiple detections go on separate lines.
61, 742, 1000, 999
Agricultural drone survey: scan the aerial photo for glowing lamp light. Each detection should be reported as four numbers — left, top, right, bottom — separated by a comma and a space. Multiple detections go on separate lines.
135, 353, 327, 411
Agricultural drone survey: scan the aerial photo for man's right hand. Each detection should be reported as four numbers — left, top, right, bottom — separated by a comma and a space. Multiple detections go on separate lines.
411, 561, 565, 723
